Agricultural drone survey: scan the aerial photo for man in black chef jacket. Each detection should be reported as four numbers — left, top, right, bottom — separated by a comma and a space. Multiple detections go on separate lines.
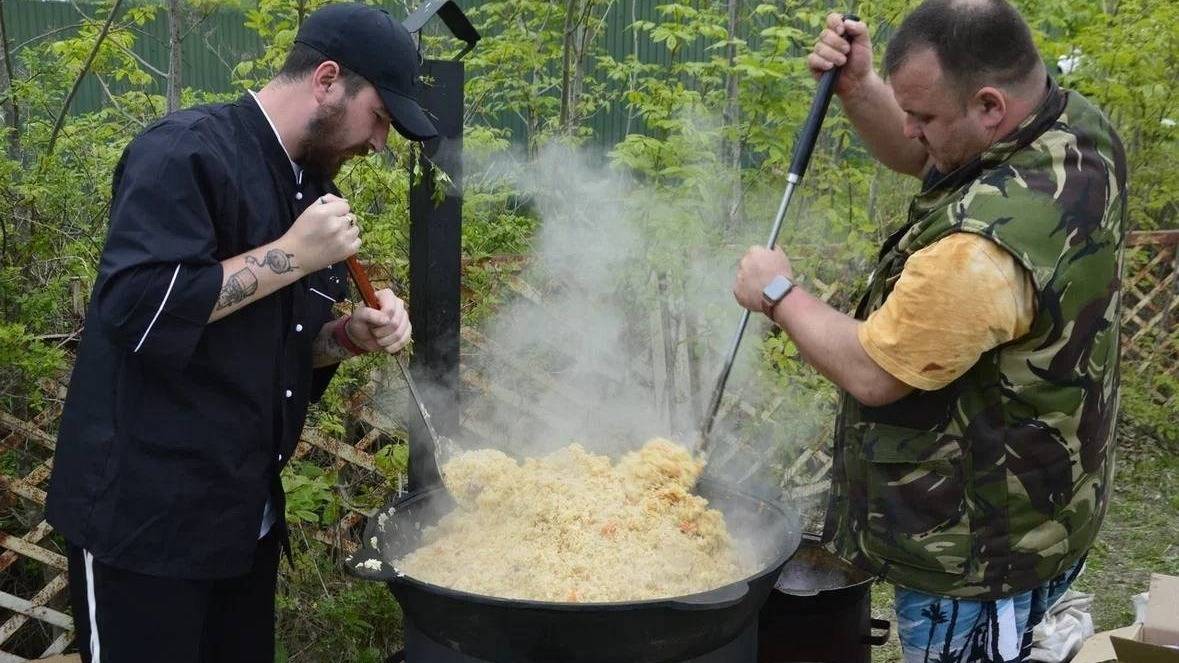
45, 4, 434, 661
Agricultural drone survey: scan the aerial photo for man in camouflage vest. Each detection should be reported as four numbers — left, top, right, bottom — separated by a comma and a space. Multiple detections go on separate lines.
731, 0, 1126, 660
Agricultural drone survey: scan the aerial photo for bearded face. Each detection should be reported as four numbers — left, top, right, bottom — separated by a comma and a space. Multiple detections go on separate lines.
298, 101, 362, 178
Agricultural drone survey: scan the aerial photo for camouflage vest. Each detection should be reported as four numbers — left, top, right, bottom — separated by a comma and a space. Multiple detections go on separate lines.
824, 80, 1128, 599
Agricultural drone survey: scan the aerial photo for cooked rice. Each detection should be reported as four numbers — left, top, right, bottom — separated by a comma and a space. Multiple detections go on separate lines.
394, 438, 751, 602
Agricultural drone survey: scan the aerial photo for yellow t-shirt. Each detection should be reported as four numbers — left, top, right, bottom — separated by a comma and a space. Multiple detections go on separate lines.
857, 233, 1036, 392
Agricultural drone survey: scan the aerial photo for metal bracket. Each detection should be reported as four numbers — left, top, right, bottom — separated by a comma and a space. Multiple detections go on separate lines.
403, 0, 480, 61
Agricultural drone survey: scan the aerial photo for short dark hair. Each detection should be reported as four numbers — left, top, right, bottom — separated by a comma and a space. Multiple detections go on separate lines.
277, 42, 367, 96
883, 0, 1042, 97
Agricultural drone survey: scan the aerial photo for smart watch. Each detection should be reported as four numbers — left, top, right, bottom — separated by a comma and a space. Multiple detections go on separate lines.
761, 274, 795, 314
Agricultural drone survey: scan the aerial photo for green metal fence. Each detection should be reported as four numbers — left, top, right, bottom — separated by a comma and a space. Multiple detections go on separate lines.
4, 0, 263, 112
1, 0, 719, 145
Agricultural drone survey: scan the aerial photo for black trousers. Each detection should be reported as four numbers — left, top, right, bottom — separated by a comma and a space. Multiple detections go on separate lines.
67, 530, 281, 663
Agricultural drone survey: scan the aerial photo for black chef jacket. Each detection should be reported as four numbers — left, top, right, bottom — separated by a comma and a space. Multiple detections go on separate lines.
46, 94, 350, 579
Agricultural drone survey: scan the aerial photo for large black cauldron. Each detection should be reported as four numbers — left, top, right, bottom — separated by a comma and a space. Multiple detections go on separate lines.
349, 478, 800, 663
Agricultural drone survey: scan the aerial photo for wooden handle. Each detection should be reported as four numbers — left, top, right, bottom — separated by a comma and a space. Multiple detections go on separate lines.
346, 256, 381, 310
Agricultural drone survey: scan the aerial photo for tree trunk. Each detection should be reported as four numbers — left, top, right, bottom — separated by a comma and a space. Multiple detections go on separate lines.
624, 0, 638, 136
166, 0, 182, 114
684, 288, 704, 420
656, 272, 679, 431
0, 0, 20, 159
723, 0, 743, 234
569, 10, 588, 132
559, 0, 578, 133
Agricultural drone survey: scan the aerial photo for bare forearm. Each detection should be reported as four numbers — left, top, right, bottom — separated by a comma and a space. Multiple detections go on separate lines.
768, 287, 911, 406
841, 73, 930, 178
209, 240, 305, 323
312, 319, 356, 368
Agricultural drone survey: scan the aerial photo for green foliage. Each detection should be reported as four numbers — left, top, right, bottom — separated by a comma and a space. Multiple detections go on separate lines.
462, 0, 613, 150
373, 442, 409, 482
282, 461, 341, 525
462, 0, 566, 142
1013, 0, 1178, 229
0, 0, 1175, 658
0, 323, 64, 413
233, 0, 335, 89
275, 536, 403, 662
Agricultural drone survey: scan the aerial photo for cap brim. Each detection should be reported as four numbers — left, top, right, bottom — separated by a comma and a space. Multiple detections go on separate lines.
379, 87, 438, 141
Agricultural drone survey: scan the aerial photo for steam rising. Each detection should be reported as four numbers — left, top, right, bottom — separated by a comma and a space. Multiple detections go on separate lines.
375, 122, 841, 559
460, 139, 827, 485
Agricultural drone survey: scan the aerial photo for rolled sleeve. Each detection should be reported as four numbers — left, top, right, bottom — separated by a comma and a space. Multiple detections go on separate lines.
93, 122, 227, 370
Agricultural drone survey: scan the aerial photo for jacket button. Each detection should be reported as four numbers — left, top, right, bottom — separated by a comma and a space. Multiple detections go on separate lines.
295, 191, 304, 200
285, 389, 293, 398
295, 323, 303, 332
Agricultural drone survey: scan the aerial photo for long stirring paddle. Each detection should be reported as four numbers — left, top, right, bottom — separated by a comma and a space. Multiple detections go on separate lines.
698, 15, 858, 456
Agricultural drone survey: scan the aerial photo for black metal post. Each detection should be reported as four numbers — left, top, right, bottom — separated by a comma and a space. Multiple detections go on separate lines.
407, 59, 463, 492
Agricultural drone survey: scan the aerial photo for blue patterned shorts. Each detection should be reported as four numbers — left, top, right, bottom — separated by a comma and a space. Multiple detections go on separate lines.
894, 559, 1084, 663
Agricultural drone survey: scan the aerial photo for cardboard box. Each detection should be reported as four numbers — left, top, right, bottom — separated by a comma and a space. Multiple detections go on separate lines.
1110, 574, 1179, 663
1075, 625, 1142, 663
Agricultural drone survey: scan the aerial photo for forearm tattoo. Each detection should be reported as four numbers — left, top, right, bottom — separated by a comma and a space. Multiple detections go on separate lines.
215, 250, 297, 312
245, 249, 298, 274
312, 320, 355, 367
216, 267, 258, 310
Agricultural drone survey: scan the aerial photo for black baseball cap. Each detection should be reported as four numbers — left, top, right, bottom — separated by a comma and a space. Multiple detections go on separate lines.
295, 3, 438, 141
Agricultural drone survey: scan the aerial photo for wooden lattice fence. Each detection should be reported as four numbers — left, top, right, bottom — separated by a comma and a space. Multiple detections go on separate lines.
0, 376, 396, 661
1, 230, 1176, 661
1122, 231, 1179, 385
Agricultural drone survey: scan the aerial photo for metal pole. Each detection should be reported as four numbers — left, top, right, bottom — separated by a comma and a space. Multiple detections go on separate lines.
695, 14, 856, 455
699, 175, 799, 451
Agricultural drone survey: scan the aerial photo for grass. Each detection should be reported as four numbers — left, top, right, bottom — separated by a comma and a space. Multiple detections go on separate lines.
867, 418, 1179, 662
275, 532, 404, 663
1074, 422, 1179, 630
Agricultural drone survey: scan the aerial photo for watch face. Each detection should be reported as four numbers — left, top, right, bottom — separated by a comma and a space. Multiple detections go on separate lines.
763, 275, 793, 302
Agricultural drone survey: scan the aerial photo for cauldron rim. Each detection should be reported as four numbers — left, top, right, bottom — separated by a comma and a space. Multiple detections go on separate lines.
383, 546, 791, 611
